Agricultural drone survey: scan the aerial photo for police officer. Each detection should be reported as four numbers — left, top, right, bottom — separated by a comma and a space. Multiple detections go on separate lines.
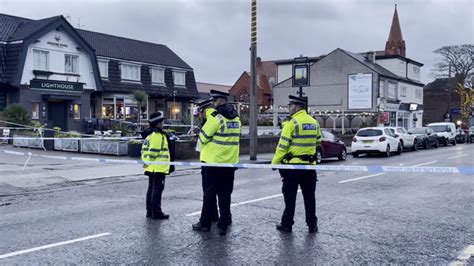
272, 95, 321, 233
192, 90, 241, 235
196, 99, 219, 222
142, 111, 175, 220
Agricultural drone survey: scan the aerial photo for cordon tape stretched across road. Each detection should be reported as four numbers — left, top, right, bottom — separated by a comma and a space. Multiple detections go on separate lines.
1, 149, 473, 174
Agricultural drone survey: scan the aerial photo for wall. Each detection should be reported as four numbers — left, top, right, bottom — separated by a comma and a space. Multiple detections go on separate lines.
376, 58, 406, 77
174, 136, 279, 160
20, 29, 97, 90
273, 49, 379, 112
277, 64, 292, 83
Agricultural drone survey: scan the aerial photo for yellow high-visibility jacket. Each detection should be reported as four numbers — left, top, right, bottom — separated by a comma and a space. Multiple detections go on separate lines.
272, 109, 321, 165
142, 130, 171, 174
199, 110, 241, 163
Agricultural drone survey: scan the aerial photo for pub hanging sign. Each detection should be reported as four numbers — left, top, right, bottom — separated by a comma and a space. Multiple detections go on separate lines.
30, 79, 83, 93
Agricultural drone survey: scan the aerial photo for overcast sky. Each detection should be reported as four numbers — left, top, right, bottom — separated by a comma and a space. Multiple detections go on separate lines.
1, 0, 473, 85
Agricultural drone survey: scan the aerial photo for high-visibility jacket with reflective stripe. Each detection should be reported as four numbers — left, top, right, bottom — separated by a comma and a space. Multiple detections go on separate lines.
272, 109, 321, 165
142, 131, 171, 174
199, 111, 241, 163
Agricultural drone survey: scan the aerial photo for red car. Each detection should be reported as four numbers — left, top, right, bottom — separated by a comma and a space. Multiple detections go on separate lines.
316, 131, 348, 163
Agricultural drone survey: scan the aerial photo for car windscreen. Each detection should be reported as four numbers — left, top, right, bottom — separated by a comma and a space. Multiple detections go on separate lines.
410, 128, 426, 134
356, 129, 383, 137
429, 125, 448, 132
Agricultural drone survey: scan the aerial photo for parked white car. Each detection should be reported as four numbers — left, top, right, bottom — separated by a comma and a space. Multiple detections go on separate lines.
427, 122, 457, 146
352, 127, 402, 157
386, 126, 418, 151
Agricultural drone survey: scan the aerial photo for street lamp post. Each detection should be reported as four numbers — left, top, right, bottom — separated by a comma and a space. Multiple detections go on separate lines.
249, 0, 258, 160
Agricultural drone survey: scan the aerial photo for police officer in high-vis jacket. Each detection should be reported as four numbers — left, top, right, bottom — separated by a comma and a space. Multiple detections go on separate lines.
196, 99, 219, 222
192, 90, 241, 235
142, 111, 175, 220
272, 95, 321, 233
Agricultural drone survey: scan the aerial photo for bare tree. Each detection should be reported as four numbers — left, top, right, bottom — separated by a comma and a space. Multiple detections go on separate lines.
432, 44, 474, 85
432, 45, 474, 120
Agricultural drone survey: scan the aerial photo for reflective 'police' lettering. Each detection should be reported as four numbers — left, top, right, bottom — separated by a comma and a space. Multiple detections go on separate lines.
227, 122, 239, 129
302, 123, 316, 130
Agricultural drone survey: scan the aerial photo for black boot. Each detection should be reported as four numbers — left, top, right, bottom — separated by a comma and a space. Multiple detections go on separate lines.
192, 222, 211, 232
146, 211, 152, 218
308, 226, 318, 233
151, 212, 169, 220
276, 223, 292, 233
218, 226, 228, 236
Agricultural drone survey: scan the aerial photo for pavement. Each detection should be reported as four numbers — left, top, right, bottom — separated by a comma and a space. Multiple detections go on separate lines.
0, 144, 276, 196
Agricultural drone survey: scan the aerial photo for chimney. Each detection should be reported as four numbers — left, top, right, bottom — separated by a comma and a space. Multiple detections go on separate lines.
256, 57, 262, 66
366, 51, 376, 64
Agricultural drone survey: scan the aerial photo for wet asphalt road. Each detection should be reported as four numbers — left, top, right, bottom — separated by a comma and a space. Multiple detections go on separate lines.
0, 144, 473, 264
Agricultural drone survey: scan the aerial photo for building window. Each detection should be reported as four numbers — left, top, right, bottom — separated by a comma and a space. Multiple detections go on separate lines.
389, 111, 396, 126
400, 86, 407, 98
151, 67, 165, 84
413, 66, 420, 75
33, 50, 49, 71
65, 54, 79, 74
72, 104, 81, 119
121, 63, 141, 81
98, 60, 108, 78
388, 82, 397, 99
167, 102, 182, 120
32, 102, 40, 119
173, 71, 185, 86
398, 61, 405, 73
415, 88, 422, 100
379, 80, 385, 97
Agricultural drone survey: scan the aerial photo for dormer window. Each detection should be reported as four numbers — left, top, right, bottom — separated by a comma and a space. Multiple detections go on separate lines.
65, 54, 79, 74
151, 67, 165, 84
33, 49, 49, 71
121, 63, 141, 81
173, 70, 185, 86
98, 60, 109, 78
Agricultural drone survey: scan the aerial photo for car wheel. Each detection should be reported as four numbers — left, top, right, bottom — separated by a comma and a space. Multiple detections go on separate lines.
452, 139, 457, 146
412, 140, 418, 151
338, 149, 347, 161
444, 138, 448, 146
316, 150, 322, 164
352, 152, 359, 158
384, 145, 390, 157
400, 140, 404, 151
396, 143, 402, 155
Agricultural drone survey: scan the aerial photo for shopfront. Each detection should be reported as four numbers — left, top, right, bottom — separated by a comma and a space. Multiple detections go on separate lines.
21, 79, 92, 132
99, 93, 148, 121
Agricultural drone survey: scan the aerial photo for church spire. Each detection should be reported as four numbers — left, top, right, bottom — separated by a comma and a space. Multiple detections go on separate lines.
385, 4, 406, 57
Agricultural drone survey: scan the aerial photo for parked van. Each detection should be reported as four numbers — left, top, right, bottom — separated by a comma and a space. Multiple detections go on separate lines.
427, 122, 456, 146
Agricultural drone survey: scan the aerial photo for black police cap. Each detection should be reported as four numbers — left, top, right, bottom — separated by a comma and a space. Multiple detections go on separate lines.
197, 99, 213, 110
210, 90, 230, 99
288, 95, 307, 105
149, 111, 165, 123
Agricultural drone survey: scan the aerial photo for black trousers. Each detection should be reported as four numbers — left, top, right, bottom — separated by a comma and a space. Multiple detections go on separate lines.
146, 172, 166, 215
279, 169, 317, 228
201, 167, 219, 221
200, 166, 235, 228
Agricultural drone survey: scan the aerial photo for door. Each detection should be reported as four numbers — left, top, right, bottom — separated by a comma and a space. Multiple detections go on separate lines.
48, 101, 68, 131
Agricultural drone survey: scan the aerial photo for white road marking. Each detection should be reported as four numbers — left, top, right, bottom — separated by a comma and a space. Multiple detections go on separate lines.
410, 161, 437, 167
338, 173, 386, 184
186, 190, 302, 217
450, 245, 474, 266
0, 233, 111, 259
447, 154, 469, 160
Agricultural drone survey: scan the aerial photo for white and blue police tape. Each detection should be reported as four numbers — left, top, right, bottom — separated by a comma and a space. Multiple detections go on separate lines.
1, 149, 473, 174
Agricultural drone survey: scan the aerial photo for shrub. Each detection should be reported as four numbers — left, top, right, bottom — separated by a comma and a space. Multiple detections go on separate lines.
2, 104, 31, 126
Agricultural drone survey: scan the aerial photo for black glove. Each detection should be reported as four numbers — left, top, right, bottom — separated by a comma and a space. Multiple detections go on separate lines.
169, 165, 175, 174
